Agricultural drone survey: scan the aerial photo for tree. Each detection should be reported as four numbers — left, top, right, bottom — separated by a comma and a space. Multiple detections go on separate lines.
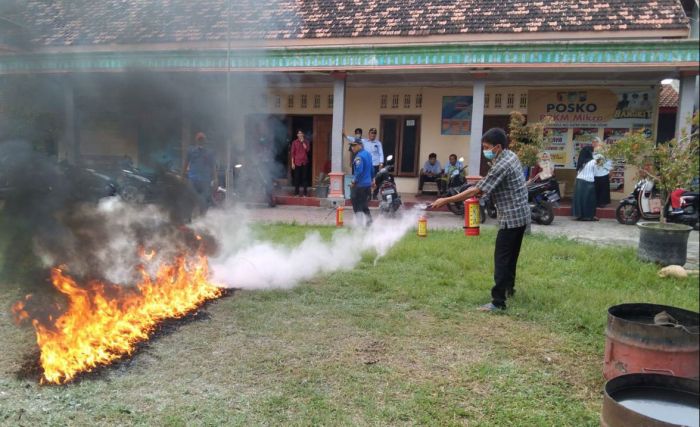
507, 111, 553, 168
603, 112, 699, 223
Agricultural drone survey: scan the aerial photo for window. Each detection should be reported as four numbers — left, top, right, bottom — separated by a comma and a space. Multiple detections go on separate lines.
506, 93, 514, 109
300, 94, 307, 109
494, 93, 502, 109
380, 94, 388, 109
328, 94, 333, 109
484, 93, 490, 108
274, 95, 281, 108
391, 94, 399, 109
380, 115, 421, 176
415, 94, 422, 108
287, 95, 294, 108
314, 94, 321, 109
404, 94, 411, 109
519, 93, 528, 108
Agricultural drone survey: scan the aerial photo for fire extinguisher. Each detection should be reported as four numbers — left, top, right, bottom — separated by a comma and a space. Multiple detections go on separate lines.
336, 206, 344, 227
417, 215, 428, 237
464, 197, 480, 236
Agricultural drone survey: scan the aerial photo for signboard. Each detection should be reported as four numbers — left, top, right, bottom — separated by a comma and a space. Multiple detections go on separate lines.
528, 88, 655, 129
441, 96, 473, 135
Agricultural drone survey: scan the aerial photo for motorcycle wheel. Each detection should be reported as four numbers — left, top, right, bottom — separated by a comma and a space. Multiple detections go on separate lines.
448, 201, 464, 216
119, 184, 146, 204
486, 201, 497, 219
616, 204, 640, 225
536, 201, 554, 225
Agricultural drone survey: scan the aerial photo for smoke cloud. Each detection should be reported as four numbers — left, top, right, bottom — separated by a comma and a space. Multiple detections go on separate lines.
205, 208, 423, 290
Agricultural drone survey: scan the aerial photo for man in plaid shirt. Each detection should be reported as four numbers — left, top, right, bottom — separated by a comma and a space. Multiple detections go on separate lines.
430, 128, 530, 312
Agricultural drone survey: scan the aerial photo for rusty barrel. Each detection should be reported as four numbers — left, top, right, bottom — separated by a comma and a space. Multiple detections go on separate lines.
601, 373, 699, 427
604, 303, 699, 380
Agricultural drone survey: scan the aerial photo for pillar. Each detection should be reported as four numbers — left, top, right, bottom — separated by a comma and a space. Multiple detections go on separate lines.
468, 79, 486, 176
675, 72, 697, 140
328, 72, 346, 199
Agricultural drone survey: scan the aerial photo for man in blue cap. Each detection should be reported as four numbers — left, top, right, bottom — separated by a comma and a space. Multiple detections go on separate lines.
349, 137, 373, 226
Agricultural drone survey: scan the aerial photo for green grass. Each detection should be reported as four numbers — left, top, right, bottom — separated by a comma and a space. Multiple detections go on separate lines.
0, 223, 697, 426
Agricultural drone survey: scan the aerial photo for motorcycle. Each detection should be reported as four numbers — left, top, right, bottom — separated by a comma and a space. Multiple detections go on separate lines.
616, 179, 699, 229
375, 155, 402, 216
527, 178, 560, 225
228, 161, 277, 208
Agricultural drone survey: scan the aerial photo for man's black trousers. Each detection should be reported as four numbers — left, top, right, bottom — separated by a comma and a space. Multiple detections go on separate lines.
491, 225, 526, 308
351, 186, 372, 223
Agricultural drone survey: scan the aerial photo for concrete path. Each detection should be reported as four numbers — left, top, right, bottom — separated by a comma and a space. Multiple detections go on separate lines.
246, 205, 700, 269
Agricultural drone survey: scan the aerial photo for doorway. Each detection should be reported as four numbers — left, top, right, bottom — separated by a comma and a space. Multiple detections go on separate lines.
380, 115, 421, 176
480, 115, 512, 176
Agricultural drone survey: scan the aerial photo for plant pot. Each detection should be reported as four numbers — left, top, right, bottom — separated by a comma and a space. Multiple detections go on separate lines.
315, 186, 329, 198
637, 222, 693, 266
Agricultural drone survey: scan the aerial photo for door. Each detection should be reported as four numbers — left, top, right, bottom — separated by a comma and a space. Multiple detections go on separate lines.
312, 115, 333, 181
380, 115, 421, 177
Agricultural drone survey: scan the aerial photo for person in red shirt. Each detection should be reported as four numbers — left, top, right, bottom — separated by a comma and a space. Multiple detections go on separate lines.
290, 129, 310, 196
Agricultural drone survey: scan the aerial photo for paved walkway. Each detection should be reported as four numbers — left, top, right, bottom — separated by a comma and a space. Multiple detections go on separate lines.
247, 205, 700, 269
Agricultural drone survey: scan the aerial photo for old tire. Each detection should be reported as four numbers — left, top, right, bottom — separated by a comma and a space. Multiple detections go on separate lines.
637, 222, 692, 266
616, 204, 640, 225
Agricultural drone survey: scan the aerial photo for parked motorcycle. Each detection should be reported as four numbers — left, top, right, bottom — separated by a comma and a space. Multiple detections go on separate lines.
229, 161, 277, 208
616, 179, 699, 229
527, 178, 560, 225
375, 155, 402, 216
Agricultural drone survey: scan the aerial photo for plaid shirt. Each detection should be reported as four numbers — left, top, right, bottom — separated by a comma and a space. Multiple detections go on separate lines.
476, 149, 530, 229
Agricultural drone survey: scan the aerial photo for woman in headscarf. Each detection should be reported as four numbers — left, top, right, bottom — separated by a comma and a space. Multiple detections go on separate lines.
572, 145, 598, 221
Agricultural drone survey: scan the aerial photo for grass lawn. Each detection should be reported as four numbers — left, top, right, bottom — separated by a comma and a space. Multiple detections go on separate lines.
0, 223, 697, 426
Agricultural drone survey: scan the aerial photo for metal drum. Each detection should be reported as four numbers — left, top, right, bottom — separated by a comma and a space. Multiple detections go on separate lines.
601, 373, 699, 427
604, 303, 699, 380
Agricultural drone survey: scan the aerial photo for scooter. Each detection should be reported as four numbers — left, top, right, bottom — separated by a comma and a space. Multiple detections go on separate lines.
527, 178, 560, 225
375, 155, 402, 216
616, 179, 699, 229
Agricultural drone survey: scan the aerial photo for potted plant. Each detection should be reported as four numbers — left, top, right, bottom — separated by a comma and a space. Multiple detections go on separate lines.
604, 112, 699, 265
314, 172, 330, 198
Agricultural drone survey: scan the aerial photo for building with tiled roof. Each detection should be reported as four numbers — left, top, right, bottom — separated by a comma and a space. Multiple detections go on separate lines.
0, 0, 698, 199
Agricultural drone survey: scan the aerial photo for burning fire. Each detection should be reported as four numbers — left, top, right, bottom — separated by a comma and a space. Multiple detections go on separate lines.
12, 251, 222, 384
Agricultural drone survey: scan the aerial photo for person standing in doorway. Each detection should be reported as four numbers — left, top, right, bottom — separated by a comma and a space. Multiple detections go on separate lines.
349, 138, 373, 226
364, 128, 385, 200
592, 137, 612, 207
572, 145, 598, 220
184, 132, 216, 213
429, 128, 530, 312
290, 129, 310, 197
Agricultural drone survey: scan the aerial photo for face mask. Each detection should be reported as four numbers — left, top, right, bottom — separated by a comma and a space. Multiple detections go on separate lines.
483, 150, 495, 160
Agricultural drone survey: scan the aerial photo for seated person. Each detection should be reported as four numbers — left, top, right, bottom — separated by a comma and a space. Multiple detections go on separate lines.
441, 154, 465, 188
417, 152, 442, 195
528, 152, 554, 183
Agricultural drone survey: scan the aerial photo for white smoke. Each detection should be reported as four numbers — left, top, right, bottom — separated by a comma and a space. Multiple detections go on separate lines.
204, 207, 425, 290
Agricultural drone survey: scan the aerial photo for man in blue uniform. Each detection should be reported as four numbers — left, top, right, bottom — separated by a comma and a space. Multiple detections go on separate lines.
184, 132, 216, 213
349, 138, 373, 226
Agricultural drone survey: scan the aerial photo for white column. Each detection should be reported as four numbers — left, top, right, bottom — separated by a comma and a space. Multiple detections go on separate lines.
675, 73, 697, 140
468, 80, 486, 176
331, 76, 346, 172
328, 73, 347, 199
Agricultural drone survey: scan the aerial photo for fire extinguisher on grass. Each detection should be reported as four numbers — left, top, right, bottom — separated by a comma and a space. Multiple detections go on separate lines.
464, 197, 480, 236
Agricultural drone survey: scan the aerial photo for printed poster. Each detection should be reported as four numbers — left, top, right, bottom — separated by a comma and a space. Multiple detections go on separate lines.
543, 128, 569, 167
441, 96, 473, 135
604, 128, 630, 193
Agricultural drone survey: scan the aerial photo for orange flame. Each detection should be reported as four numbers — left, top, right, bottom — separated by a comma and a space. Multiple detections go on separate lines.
12, 255, 222, 384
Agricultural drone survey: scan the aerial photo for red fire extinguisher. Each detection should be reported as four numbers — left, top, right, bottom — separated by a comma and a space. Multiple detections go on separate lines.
336, 206, 344, 227
464, 197, 480, 236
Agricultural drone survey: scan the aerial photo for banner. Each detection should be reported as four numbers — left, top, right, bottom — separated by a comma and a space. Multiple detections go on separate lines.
441, 96, 473, 135
543, 128, 569, 167
528, 88, 655, 129
604, 128, 630, 193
